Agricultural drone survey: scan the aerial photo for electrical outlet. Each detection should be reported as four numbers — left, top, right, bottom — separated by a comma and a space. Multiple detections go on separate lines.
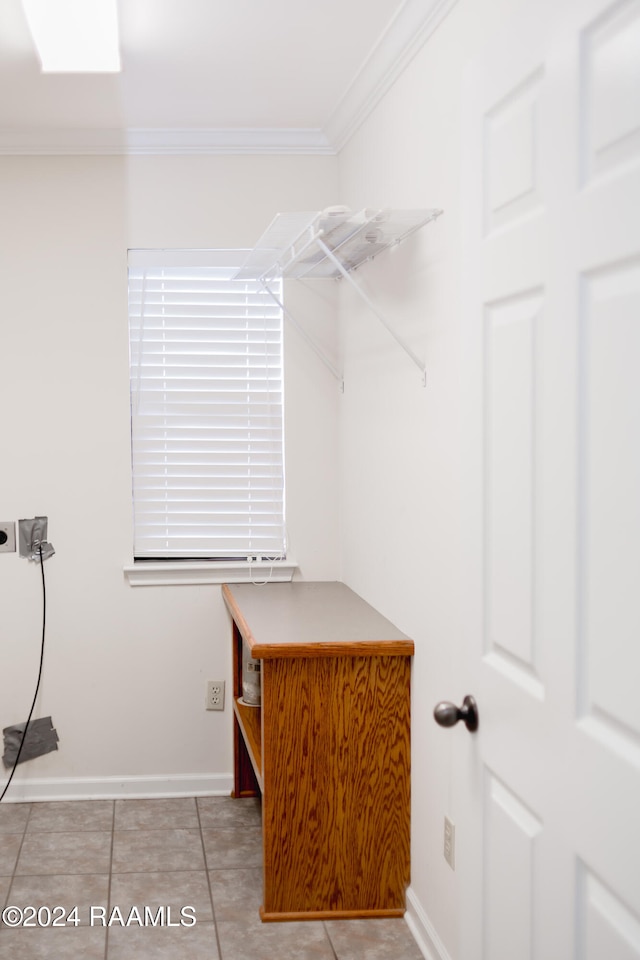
444, 816, 455, 870
206, 680, 225, 711
0, 521, 16, 553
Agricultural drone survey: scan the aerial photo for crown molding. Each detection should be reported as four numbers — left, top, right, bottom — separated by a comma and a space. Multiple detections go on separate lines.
0, 0, 458, 156
323, 0, 459, 152
0, 126, 336, 156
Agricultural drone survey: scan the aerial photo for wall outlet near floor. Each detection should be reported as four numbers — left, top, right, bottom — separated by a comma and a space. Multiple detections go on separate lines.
444, 816, 455, 870
206, 680, 225, 711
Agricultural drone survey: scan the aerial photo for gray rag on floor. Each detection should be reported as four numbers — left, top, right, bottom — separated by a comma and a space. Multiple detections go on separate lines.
2, 716, 59, 768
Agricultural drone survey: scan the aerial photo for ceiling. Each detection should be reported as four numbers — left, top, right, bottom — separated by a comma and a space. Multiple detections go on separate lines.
0, 0, 453, 154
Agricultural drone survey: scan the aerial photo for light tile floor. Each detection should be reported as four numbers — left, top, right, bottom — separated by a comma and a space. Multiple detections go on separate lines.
0, 797, 424, 959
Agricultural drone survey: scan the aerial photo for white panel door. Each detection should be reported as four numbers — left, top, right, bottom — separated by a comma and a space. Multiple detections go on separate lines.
457, 0, 640, 957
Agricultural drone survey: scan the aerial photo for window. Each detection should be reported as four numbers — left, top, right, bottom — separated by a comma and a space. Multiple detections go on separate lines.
128, 249, 285, 562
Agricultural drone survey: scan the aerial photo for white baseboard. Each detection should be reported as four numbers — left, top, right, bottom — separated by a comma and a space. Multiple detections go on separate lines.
1, 773, 234, 803
405, 886, 453, 960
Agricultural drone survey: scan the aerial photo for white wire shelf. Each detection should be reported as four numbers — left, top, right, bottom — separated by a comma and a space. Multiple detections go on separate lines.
235, 206, 443, 387
235, 207, 442, 281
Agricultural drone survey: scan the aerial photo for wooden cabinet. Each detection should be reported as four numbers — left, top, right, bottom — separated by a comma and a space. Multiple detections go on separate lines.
222, 581, 414, 922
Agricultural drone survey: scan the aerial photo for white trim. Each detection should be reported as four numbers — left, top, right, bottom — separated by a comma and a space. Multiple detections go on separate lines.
0, 773, 234, 803
0, 126, 335, 156
405, 886, 453, 960
124, 559, 297, 586
323, 0, 459, 152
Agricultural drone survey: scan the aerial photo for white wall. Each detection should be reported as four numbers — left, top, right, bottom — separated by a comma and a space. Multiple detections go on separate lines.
0, 154, 340, 797
336, 0, 529, 956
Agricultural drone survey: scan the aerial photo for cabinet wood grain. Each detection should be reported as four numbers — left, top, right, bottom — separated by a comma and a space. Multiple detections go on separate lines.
223, 581, 414, 922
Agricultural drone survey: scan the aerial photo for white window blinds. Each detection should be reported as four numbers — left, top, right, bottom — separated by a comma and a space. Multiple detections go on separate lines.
128, 249, 285, 560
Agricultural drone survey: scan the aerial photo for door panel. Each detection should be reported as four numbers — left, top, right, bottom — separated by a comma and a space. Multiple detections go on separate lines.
580, 260, 640, 742
483, 68, 544, 234
484, 288, 543, 696
581, 0, 640, 184
484, 774, 542, 960
459, 0, 640, 957
578, 864, 640, 960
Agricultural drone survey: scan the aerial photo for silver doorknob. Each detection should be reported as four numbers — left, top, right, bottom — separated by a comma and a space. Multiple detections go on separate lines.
434, 695, 479, 732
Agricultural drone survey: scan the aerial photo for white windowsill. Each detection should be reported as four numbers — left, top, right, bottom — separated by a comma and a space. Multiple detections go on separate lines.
124, 559, 298, 587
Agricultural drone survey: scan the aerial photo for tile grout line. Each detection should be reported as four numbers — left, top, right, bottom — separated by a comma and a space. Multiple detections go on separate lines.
10, 802, 33, 899
323, 920, 341, 960
104, 799, 116, 960
0, 802, 31, 931
196, 797, 225, 960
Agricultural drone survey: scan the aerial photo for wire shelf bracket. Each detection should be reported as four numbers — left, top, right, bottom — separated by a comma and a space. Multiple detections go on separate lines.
314, 235, 428, 387
236, 207, 443, 388
260, 279, 344, 392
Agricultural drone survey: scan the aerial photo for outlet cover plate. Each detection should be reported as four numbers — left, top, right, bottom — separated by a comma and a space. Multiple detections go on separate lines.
444, 816, 455, 870
0, 521, 16, 553
206, 680, 225, 711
